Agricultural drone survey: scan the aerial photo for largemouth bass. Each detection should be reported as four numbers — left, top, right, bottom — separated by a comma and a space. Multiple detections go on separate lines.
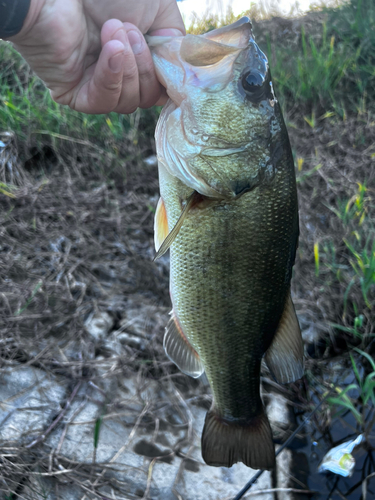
148, 17, 304, 470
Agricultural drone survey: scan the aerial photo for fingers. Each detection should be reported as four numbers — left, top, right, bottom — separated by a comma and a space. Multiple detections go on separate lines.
58, 12, 184, 114
74, 20, 165, 114
67, 19, 127, 113
83, 39, 127, 114
123, 23, 162, 109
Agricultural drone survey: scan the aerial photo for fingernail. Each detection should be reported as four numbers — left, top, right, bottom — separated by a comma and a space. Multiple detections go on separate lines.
127, 30, 143, 55
109, 52, 124, 73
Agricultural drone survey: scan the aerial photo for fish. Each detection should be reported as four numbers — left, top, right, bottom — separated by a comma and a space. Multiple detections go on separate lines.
147, 17, 304, 470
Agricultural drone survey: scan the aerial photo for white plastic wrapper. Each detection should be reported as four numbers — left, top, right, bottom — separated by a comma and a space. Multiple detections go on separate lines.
318, 434, 364, 477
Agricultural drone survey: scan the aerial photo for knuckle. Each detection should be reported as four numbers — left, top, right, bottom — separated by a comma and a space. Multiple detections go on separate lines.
122, 57, 138, 82
103, 80, 122, 94
137, 60, 155, 79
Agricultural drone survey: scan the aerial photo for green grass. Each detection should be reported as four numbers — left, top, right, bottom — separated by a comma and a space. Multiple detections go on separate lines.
320, 182, 374, 329
259, 0, 375, 116
0, 42, 160, 168
267, 23, 355, 113
184, 0, 375, 117
328, 349, 375, 428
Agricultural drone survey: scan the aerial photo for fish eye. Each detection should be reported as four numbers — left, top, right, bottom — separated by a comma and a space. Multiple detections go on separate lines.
240, 70, 272, 102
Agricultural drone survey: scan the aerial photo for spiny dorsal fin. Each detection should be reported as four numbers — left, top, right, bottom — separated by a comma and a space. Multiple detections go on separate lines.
154, 197, 169, 251
154, 190, 198, 261
264, 293, 304, 384
164, 314, 204, 378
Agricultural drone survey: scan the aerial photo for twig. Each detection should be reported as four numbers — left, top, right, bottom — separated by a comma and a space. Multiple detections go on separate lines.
362, 471, 375, 500
26, 381, 81, 448
335, 491, 349, 500
55, 399, 87, 454
245, 488, 315, 497
142, 457, 157, 500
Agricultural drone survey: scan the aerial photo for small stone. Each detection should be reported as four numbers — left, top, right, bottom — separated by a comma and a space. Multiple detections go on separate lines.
144, 155, 158, 167
116, 331, 144, 348
84, 311, 114, 341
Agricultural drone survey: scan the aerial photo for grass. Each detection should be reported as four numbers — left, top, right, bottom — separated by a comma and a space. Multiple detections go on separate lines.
257, 0, 375, 118
0, 41, 160, 182
328, 348, 375, 428
267, 22, 355, 113
316, 181, 375, 327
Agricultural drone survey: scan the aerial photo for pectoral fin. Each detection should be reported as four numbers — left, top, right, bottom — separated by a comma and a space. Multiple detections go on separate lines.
154, 190, 198, 261
164, 314, 204, 378
154, 197, 169, 252
265, 294, 304, 384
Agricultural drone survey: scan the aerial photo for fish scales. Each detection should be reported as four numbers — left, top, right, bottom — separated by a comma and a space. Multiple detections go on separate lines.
148, 17, 304, 470
161, 148, 298, 417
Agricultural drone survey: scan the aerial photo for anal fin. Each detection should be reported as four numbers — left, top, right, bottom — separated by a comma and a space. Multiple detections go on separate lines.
164, 314, 204, 378
265, 293, 304, 384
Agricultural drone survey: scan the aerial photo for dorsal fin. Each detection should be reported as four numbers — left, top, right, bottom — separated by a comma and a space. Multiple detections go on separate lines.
264, 293, 304, 384
153, 190, 199, 261
164, 314, 204, 378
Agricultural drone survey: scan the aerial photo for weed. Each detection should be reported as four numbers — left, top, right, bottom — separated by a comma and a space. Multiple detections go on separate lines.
266, 23, 354, 113
14, 280, 43, 316
314, 241, 320, 277
304, 112, 316, 128
331, 183, 368, 226
328, 349, 375, 427
328, 384, 363, 424
0, 182, 16, 198
296, 163, 322, 183
344, 237, 375, 309
326, 0, 375, 102
330, 314, 365, 340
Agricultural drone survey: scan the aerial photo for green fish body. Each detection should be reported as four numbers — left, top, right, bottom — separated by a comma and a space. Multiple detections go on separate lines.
148, 17, 304, 470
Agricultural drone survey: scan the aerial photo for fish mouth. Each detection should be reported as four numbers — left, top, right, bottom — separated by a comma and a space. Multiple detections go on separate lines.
146, 17, 258, 97
146, 16, 254, 50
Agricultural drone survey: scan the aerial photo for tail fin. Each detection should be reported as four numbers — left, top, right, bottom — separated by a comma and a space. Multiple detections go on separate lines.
201, 409, 275, 470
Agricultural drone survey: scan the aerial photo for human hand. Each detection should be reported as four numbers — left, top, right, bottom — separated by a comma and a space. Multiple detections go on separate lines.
9, 0, 185, 113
